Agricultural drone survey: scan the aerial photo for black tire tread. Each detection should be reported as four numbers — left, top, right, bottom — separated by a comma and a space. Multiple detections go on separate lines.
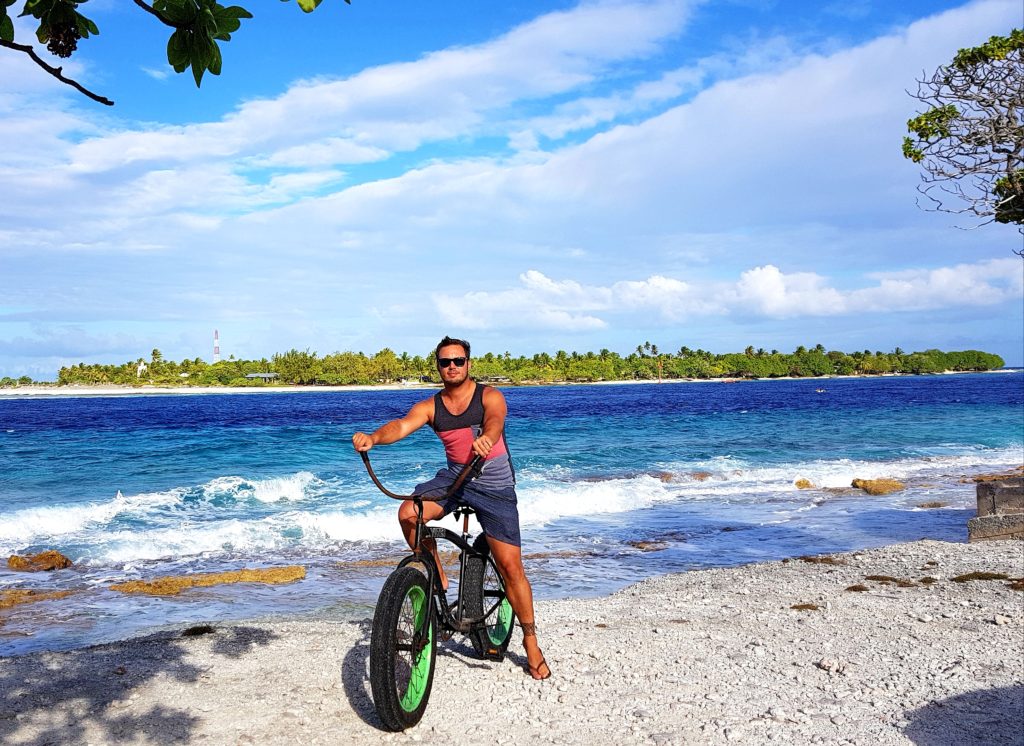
462, 534, 515, 661
369, 566, 436, 731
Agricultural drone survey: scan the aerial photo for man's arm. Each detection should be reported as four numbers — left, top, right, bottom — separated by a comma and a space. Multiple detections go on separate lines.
472, 387, 508, 458
352, 398, 433, 452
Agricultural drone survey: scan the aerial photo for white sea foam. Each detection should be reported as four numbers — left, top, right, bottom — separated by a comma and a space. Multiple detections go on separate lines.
201, 472, 318, 503
291, 507, 399, 543
0, 471, 322, 556
97, 520, 278, 563
6, 447, 1018, 564
0, 487, 184, 551
517, 474, 677, 528
648, 446, 1023, 497
90, 507, 408, 563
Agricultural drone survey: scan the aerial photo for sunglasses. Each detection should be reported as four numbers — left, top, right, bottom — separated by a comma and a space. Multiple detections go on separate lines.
437, 357, 468, 368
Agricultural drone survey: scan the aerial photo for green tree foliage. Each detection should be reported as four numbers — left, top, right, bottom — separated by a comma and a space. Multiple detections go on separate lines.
0, 0, 346, 106
52, 345, 1007, 387
903, 29, 1024, 237
0, 375, 35, 387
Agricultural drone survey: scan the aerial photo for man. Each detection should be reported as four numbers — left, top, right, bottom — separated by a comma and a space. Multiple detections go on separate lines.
352, 336, 550, 680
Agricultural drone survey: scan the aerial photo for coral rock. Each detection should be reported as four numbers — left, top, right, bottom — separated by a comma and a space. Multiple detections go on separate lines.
7, 550, 74, 572
851, 478, 905, 495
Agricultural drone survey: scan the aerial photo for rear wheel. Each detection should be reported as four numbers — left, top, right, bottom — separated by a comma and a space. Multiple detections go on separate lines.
463, 534, 515, 661
370, 566, 436, 731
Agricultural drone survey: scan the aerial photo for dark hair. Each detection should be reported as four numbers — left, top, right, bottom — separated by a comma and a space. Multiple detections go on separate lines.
435, 336, 470, 359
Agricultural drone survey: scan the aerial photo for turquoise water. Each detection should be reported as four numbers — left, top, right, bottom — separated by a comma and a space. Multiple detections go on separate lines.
1, 372, 1021, 655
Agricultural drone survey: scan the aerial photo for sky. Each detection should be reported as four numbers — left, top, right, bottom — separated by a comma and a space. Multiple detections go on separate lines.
1, 0, 1022, 380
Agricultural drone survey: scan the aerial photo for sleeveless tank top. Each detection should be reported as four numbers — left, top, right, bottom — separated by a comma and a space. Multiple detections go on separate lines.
432, 383, 515, 489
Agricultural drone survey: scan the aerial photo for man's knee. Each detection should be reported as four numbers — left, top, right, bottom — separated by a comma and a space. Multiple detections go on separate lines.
399, 500, 445, 526
493, 553, 527, 585
398, 501, 418, 525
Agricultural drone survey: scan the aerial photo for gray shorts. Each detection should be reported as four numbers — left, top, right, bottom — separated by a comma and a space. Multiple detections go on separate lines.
413, 469, 521, 547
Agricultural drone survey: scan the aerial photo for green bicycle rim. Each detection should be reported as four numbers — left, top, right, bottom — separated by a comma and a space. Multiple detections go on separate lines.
489, 598, 514, 645
399, 585, 432, 712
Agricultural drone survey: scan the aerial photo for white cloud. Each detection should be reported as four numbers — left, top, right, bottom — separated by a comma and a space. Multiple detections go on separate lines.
256, 139, 388, 169
433, 271, 609, 331
510, 33, 803, 145
55, 0, 695, 174
142, 67, 171, 81
850, 258, 1024, 311
432, 259, 1023, 330
730, 266, 848, 317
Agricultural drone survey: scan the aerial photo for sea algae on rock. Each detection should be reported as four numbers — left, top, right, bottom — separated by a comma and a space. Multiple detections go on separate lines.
794, 479, 814, 489
0, 589, 76, 609
7, 550, 74, 572
109, 566, 306, 596
851, 478, 905, 495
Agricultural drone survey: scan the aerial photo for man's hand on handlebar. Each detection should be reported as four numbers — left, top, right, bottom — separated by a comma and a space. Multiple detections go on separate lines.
352, 432, 374, 452
471, 435, 493, 459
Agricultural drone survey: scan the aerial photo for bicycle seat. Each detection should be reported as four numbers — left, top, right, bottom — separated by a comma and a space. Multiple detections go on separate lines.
452, 505, 476, 519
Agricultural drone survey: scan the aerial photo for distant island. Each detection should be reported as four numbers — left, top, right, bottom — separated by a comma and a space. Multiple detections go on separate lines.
2, 345, 1005, 389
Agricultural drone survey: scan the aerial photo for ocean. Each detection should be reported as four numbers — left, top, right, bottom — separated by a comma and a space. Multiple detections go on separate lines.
1, 372, 1021, 656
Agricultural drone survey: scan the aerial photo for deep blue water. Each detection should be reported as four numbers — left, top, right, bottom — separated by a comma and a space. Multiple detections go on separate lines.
1, 372, 1021, 655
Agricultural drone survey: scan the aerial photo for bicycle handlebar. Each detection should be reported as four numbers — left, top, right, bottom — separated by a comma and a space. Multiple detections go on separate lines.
359, 450, 484, 501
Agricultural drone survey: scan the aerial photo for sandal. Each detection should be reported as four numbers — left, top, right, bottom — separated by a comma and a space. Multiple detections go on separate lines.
527, 656, 552, 680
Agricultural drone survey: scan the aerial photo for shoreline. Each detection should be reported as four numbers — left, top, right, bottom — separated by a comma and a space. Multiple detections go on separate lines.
1, 539, 1020, 744
1, 368, 1019, 399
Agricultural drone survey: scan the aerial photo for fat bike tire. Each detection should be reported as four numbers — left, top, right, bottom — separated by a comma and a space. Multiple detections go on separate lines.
462, 534, 515, 661
369, 566, 437, 731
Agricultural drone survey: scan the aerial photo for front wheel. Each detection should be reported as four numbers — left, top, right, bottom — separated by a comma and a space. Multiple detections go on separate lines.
462, 534, 515, 661
370, 566, 437, 731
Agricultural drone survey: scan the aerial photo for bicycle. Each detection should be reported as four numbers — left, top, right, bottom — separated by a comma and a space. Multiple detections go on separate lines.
359, 450, 516, 731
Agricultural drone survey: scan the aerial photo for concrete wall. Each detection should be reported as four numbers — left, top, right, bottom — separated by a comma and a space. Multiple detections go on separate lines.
968, 475, 1024, 542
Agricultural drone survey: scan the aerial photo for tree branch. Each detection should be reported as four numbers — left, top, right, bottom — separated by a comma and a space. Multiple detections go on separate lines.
132, 0, 180, 28
0, 38, 113, 105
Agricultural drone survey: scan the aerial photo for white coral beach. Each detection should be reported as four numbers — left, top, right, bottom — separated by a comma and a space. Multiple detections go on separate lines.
1, 539, 1021, 745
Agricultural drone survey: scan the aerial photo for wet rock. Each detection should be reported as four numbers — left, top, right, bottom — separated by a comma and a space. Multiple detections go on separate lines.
7, 550, 73, 572
795, 478, 814, 489
851, 478, 905, 495
628, 541, 669, 552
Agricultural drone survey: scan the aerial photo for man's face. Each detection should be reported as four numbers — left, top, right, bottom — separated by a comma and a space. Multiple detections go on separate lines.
436, 344, 470, 385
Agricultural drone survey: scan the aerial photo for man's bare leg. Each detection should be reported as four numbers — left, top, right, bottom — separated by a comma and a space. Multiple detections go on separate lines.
486, 536, 550, 680
398, 499, 450, 590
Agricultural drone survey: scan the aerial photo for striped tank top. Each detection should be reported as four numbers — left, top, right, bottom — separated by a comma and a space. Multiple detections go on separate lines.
432, 383, 515, 490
